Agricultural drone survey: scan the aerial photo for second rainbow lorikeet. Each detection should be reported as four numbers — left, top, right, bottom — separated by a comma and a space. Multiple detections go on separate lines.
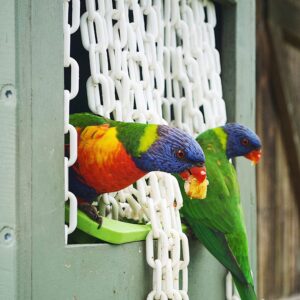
178, 123, 262, 300
66, 113, 207, 220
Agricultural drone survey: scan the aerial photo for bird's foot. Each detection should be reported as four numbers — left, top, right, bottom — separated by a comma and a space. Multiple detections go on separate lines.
78, 202, 102, 227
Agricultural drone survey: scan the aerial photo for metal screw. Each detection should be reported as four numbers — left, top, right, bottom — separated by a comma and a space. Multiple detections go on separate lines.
5, 90, 13, 98
0, 85, 15, 101
4, 232, 12, 242
0, 227, 14, 245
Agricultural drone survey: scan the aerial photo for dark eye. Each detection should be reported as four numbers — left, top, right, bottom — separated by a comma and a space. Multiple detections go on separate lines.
241, 138, 249, 146
176, 149, 185, 159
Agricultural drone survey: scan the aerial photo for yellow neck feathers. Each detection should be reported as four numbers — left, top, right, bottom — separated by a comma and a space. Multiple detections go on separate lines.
138, 125, 158, 154
214, 127, 227, 150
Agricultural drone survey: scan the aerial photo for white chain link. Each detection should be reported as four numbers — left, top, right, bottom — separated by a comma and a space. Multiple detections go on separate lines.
226, 272, 241, 300
64, 0, 80, 244
71, 0, 227, 297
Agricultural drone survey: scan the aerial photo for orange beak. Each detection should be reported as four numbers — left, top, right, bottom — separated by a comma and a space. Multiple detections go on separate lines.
244, 149, 262, 165
180, 166, 207, 183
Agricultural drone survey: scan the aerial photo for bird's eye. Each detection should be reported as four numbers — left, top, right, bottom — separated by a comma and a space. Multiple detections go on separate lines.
176, 149, 185, 159
241, 138, 249, 146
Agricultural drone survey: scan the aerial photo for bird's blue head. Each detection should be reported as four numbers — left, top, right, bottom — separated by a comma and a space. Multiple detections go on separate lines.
222, 123, 262, 163
133, 125, 206, 180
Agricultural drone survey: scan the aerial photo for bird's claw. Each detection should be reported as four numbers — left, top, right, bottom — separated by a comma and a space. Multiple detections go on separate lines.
78, 203, 103, 228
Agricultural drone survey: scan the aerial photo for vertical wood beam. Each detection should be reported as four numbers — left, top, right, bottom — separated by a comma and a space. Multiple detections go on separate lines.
0, 1, 17, 298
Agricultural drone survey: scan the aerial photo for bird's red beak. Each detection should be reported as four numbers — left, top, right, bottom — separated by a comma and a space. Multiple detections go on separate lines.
244, 149, 262, 165
180, 166, 207, 183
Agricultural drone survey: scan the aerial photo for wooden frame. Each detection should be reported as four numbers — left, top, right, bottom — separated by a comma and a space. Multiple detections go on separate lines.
0, 0, 256, 299
256, 0, 300, 297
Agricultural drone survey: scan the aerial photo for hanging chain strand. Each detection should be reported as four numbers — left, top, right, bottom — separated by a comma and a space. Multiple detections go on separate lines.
64, 0, 80, 244
226, 273, 241, 300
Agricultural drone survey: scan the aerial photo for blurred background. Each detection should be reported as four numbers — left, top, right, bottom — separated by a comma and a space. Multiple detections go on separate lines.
256, 0, 300, 299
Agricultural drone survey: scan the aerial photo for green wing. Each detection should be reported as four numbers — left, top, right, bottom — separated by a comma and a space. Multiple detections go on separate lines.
69, 112, 113, 128
185, 220, 250, 285
65, 113, 113, 145
180, 129, 254, 287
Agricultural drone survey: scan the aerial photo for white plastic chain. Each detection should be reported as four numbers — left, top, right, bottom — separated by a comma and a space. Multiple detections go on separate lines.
64, 0, 80, 244
79, 0, 226, 299
226, 273, 241, 300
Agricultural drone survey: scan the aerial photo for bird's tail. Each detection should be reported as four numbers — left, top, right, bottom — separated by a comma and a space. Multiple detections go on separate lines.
233, 276, 257, 300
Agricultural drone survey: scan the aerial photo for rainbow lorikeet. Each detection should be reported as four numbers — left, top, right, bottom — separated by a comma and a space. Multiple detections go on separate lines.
178, 123, 262, 300
67, 113, 207, 220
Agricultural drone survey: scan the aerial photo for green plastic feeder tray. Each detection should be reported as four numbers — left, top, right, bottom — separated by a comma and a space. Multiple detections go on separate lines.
65, 206, 188, 244
65, 205, 151, 244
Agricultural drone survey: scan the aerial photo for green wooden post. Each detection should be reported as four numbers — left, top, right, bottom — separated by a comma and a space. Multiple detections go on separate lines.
0, 0, 256, 299
0, 1, 17, 298
0, 0, 36, 298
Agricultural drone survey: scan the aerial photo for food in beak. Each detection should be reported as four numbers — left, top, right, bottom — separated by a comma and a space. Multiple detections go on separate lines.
180, 166, 209, 199
244, 149, 262, 165
180, 166, 206, 182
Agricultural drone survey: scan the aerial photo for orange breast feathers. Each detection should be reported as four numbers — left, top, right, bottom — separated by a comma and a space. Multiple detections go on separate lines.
73, 124, 146, 194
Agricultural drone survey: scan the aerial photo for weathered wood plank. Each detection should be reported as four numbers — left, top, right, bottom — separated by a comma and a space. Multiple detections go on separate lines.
256, 28, 278, 294
279, 295, 300, 300
267, 22, 300, 213
284, 43, 300, 157
257, 72, 300, 298
270, 0, 300, 42
256, 0, 300, 298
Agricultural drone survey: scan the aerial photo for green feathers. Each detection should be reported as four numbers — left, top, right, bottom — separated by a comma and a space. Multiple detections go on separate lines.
180, 127, 257, 300
69, 113, 109, 127
69, 113, 158, 157
114, 123, 158, 157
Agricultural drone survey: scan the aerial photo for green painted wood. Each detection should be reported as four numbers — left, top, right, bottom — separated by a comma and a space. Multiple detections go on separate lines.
188, 240, 227, 300
0, 1, 17, 299
0, 90, 17, 300
15, 1, 33, 299
30, 0, 66, 299
1, 0, 256, 299
63, 243, 152, 299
